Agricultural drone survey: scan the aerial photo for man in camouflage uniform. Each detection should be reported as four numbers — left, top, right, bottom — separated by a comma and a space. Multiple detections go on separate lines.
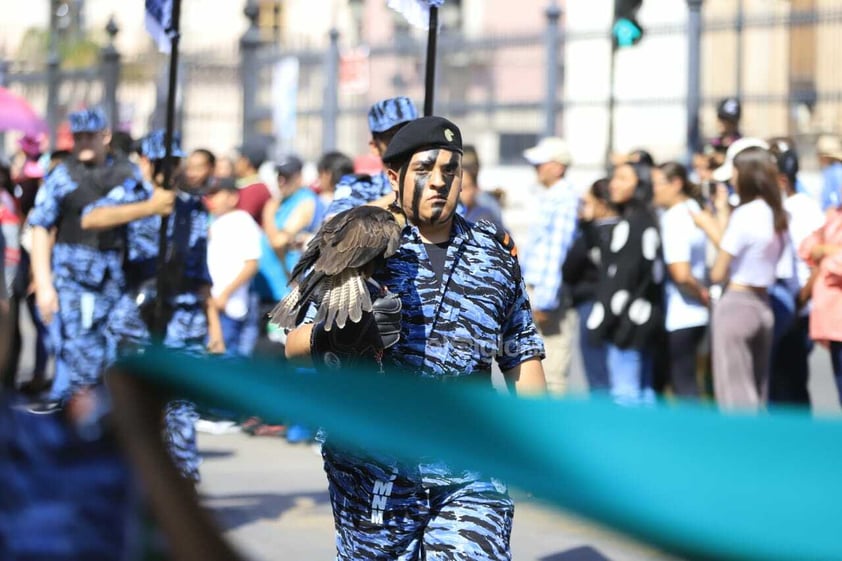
325, 96, 418, 219
286, 117, 546, 560
29, 108, 142, 403
81, 134, 221, 482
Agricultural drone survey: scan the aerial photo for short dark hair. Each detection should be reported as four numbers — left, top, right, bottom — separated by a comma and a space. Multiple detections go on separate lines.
658, 161, 702, 202
110, 131, 134, 157
462, 145, 480, 178
372, 121, 410, 147
192, 148, 216, 168
317, 151, 354, 188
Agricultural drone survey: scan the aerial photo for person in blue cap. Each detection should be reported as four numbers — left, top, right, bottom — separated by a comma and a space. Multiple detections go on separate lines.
80, 131, 222, 482
28, 107, 143, 406
286, 116, 546, 560
324, 96, 418, 220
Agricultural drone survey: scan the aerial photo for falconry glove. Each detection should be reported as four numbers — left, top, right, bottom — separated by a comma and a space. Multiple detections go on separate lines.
371, 290, 402, 349
310, 292, 402, 374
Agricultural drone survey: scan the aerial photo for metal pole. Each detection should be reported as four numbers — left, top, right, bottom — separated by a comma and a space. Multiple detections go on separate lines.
544, 2, 561, 138
322, 28, 340, 152
240, 0, 261, 146
423, 6, 439, 116
100, 16, 120, 130
0, 57, 8, 155
735, 0, 744, 100
605, 42, 617, 172
153, 0, 182, 340
687, 0, 704, 163
47, 0, 61, 151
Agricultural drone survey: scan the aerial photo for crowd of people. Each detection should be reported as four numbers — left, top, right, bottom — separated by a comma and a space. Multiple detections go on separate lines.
1, 93, 842, 559
528, 97, 842, 411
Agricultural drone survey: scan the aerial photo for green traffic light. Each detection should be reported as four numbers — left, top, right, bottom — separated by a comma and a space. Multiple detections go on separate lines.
613, 17, 643, 48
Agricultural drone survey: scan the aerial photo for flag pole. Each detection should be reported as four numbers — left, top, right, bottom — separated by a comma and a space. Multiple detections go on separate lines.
423, 6, 438, 116
153, 0, 182, 339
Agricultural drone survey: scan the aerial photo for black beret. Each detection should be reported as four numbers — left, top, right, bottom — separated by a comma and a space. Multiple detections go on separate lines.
381, 116, 463, 165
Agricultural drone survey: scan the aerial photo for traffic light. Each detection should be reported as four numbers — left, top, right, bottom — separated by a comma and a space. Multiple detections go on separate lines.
613, 0, 644, 48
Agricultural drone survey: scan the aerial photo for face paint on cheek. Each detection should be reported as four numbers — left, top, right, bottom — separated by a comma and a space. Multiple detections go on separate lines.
408, 149, 439, 221
411, 169, 426, 221
429, 152, 460, 223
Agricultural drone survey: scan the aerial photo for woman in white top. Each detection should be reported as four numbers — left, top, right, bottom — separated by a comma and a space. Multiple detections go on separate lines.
693, 147, 789, 410
652, 162, 710, 399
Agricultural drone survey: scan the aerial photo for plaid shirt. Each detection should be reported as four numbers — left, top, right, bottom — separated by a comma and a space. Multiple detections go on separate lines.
520, 179, 579, 311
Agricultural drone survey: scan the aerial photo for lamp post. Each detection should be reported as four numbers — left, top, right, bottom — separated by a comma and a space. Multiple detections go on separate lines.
687, 0, 704, 162
323, 28, 340, 152
240, 0, 261, 145
47, 0, 61, 150
544, 1, 562, 138
100, 16, 120, 130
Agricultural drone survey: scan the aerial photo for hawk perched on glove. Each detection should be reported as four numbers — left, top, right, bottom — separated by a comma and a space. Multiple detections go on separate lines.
269, 204, 404, 331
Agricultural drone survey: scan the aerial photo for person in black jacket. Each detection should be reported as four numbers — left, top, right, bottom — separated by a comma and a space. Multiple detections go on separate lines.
586, 162, 664, 405
562, 178, 618, 393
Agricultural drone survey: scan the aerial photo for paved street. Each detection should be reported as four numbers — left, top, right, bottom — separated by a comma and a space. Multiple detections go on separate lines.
196, 338, 839, 561
198, 432, 683, 561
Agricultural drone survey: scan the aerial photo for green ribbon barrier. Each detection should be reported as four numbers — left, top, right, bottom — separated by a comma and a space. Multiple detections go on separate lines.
120, 349, 842, 561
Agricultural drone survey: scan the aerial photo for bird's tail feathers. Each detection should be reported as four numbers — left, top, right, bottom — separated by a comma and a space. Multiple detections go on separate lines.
316, 269, 373, 331
268, 285, 303, 330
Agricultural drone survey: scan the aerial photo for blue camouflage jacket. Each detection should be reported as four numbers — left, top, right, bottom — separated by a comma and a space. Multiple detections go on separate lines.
28, 160, 137, 290
375, 215, 544, 378
325, 171, 392, 219
84, 180, 212, 295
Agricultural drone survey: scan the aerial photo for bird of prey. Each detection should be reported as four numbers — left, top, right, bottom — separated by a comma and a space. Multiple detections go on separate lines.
269, 205, 405, 331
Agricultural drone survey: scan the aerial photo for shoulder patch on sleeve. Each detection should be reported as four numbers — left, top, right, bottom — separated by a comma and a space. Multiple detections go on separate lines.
475, 219, 518, 258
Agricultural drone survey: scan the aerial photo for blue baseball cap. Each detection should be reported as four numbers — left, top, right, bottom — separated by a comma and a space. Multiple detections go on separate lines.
68, 107, 108, 134
138, 129, 186, 160
367, 97, 418, 134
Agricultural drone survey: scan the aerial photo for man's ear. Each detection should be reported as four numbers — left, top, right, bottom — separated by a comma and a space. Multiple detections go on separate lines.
369, 139, 382, 157
386, 166, 400, 194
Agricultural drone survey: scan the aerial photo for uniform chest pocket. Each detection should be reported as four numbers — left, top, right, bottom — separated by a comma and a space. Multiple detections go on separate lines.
449, 288, 506, 371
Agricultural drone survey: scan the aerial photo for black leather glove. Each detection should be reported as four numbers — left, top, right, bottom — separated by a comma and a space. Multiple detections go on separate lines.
310, 291, 402, 373
371, 290, 401, 349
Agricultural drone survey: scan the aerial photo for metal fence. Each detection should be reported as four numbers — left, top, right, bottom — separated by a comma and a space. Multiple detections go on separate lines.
239, 1, 842, 171
5, 1, 842, 173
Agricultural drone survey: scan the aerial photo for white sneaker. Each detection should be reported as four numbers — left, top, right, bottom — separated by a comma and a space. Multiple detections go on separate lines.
195, 419, 241, 435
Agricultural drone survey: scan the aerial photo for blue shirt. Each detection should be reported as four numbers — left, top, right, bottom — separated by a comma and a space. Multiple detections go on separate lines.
520, 179, 579, 311
821, 162, 842, 211
255, 188, 322, 301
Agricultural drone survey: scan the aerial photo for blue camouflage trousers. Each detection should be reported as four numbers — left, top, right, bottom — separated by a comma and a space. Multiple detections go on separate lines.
105, 292, 207, 482
0, 395, 140, 560
51, 278, 123, 401
322, 445, 514, 561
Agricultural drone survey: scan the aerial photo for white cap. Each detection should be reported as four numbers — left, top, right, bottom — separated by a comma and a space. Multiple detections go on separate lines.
817, 134, 842, 160
523, 137, 572, 166
712, 137, 770, 183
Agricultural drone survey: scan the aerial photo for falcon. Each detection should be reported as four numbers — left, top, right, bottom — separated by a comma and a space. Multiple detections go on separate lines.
269, 205, 405, 331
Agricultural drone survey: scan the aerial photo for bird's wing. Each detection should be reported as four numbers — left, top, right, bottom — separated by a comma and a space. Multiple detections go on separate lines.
315, 207, 403, 275
287, 227, 323, 285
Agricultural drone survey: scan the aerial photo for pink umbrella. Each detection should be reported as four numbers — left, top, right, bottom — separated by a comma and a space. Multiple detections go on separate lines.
0, 86, 48, 134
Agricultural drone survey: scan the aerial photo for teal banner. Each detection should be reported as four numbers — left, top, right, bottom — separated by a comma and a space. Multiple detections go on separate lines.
120, 349, 842, 561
